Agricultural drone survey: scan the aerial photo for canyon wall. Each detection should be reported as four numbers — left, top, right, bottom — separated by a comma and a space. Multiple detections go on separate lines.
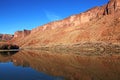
11, 29, 31, 46
11, 0, 120, 47
14, 29, 31, 38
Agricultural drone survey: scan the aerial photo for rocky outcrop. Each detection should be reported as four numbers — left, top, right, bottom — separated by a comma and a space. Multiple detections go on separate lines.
12, 0, 120, 47
31, 0, 120, 32
14, 29, 31, 38
105, 0, 120, 14
10, 29, 31, 46
0, 34, 13, 41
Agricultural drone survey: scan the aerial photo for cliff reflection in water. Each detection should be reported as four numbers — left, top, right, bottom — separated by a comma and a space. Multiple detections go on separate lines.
12, 50, 120, 80
0, 50, 120, 80
0, 51, 18, 62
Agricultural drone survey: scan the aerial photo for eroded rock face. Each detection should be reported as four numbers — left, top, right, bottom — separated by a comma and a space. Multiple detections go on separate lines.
12, 0, 120, 47
31, 0, 120, 32
14, 29, 31, 38
103, 0, 120, 14
10, 30, 31, 46
0, 34, 13, 41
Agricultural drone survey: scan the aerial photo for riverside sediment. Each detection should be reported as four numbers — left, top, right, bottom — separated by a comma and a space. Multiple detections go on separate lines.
21, 42, 120, 55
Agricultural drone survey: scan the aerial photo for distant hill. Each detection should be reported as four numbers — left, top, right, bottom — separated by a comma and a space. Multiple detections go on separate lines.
0, 34, 13, 41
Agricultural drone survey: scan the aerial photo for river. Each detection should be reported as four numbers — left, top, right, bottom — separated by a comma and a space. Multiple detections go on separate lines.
0, 50, 120, 80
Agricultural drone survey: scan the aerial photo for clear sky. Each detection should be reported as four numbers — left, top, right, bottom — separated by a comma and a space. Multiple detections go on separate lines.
0, 0, 109, 34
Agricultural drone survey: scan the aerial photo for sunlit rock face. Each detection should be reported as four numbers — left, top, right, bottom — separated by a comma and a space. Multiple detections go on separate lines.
14, 29, 31, 38
10, 30, 31, 46
103, 0, 120, 15
11, 0, 120, 47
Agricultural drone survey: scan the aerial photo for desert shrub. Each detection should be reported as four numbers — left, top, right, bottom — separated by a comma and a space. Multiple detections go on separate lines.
0, 44, 19, 50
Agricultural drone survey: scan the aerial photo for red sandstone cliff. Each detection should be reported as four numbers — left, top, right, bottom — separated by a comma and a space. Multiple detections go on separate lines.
11, 0, 120, 47
11, 29, 31, 45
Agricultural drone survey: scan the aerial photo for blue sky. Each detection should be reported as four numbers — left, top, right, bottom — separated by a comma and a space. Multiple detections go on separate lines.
0, 0, 109, 34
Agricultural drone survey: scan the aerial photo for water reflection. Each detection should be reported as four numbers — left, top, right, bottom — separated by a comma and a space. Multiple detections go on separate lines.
0, 51, 64, 80
0, 51, 18, 57
0, 51, 18, 63
0, 50, 120, 80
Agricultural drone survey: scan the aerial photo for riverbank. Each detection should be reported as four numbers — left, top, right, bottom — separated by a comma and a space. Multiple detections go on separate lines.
0, 49, 19, 52
21, 42, 120, 55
